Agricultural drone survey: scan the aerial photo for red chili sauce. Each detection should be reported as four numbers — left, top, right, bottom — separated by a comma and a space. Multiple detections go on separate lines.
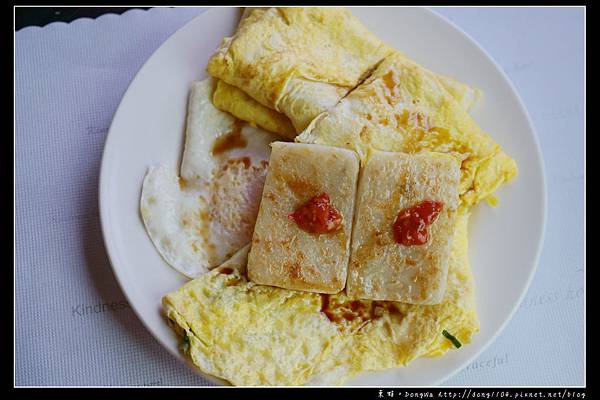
288, 193, 343, 234
392, 200, 444, 246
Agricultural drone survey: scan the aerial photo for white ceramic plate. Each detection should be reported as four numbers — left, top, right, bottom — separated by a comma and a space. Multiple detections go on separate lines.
99, 7, 546, 386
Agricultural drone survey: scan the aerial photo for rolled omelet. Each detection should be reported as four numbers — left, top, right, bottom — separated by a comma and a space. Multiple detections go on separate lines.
208, 8, 482, 138
207, 7, 395, 132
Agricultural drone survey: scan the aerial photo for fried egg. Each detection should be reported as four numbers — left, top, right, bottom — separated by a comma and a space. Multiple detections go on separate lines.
163, 207, 478, 386
140, 78, 281, 278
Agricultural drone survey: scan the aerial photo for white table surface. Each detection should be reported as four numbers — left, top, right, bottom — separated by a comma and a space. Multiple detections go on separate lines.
15, 7, 584, 387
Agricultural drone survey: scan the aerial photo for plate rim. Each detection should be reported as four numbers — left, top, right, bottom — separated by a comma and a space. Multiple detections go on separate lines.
98, 6, 547, 387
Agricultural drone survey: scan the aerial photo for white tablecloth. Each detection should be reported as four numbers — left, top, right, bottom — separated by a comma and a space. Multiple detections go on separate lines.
15, 7, 584, 386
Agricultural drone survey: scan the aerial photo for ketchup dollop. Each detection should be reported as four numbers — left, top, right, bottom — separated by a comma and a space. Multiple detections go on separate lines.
288, 193, 343, 234
392, 200, 444, 246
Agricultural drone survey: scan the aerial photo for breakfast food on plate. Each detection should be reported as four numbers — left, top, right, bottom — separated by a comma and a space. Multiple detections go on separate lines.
140, 78, 281, 278
296, 52, 517, 208
346, 151, 460, 304
247, 142, 360, 294
162, 206, 478, 385
139, 6, 519, 386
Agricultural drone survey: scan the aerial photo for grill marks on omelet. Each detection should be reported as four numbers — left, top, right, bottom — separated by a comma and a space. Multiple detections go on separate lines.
320, 294, 406, 334
162, 208, 478, 385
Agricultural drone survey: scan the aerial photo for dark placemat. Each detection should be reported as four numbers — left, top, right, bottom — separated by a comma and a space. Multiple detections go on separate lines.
15, 7, 153, 31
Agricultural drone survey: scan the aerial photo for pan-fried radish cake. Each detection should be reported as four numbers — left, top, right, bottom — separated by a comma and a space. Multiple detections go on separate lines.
247, 142, 360, 294
346, 151, 460, 304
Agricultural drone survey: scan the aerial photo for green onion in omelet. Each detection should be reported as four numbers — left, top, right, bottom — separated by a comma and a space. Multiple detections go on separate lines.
442, 330, 463, 349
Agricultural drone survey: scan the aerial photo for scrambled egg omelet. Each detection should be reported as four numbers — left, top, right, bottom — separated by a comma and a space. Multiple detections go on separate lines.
163, 208, 477, 386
